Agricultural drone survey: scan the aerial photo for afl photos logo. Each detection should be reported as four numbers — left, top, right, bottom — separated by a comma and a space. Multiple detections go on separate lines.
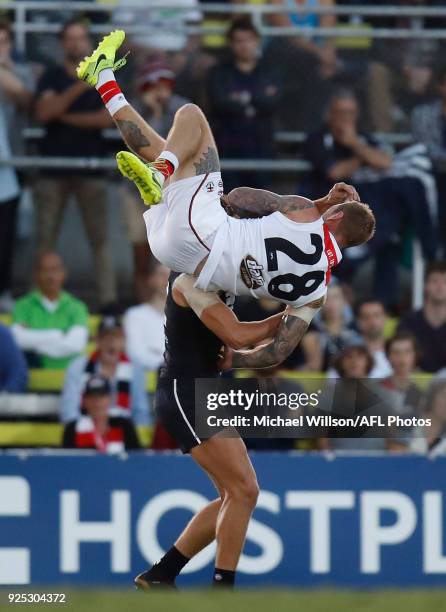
240, 255, 264, 290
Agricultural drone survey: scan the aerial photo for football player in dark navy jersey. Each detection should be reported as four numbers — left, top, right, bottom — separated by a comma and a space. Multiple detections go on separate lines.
133, 187, 363, 590
135, 271, 283, 589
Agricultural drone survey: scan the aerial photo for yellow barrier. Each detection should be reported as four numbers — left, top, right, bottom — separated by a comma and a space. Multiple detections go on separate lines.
0, 423, 63, 446
0, 423, 153, 448
28, 369, 65, 392
28, 369, 159, 393
2, 313, 400, 340
0, 313, 11, 326
28, 365, 428, 394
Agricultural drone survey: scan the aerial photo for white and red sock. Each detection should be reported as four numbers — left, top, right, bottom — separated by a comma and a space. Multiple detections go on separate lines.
153, 150, 179, 180
95, 68, 128, 117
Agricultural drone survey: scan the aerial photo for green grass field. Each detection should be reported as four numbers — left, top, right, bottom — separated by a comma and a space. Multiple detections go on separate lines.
3, 590, 446, 612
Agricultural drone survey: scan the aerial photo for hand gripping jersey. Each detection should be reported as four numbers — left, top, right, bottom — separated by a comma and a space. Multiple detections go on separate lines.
196, 212, 342, 308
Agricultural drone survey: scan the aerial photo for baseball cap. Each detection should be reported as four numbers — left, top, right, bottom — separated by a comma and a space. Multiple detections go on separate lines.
98, 315, 123, 336
84, 375, 111, 397
138, 59, 175, 92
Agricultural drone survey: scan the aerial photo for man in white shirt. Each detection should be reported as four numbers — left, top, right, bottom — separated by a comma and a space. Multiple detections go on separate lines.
124, 263, 169, 370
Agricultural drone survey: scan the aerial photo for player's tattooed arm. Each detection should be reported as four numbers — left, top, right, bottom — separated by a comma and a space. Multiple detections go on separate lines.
314, 182, 360, 214
194, 147, 220, 175
173, 274, 283, 350
221, 187, 315, 219
115, 119, 151, 155
230, 312, 309, 369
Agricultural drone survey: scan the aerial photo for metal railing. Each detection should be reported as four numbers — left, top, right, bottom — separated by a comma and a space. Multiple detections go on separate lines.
0, 153, 425, 308
21, 127, 414, 148
3, 2, 446, 53
0, 155, 310, 172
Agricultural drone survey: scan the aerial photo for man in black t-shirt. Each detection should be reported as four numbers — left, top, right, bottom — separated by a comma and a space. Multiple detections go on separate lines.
134, 272, 282, 589
207, 18, 282, 191
34, 18, 116, 308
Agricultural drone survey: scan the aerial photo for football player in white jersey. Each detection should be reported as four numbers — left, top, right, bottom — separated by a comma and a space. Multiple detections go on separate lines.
77, 30, 375, 369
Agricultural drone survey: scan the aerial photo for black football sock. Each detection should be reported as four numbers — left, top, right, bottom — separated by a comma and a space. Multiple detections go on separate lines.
213, 567, 236, 588
147, 546, 190, 582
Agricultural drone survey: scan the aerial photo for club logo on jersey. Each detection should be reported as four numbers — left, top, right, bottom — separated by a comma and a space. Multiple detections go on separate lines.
206, 181, 215, 193
240, 255, 264, 290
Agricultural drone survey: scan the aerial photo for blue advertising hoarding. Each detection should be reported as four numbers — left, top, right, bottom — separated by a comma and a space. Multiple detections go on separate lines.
0, 452, 445, 587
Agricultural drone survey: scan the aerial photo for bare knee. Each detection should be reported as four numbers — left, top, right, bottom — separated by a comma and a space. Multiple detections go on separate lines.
174, 103, 205, 125
225, 476, 259, 509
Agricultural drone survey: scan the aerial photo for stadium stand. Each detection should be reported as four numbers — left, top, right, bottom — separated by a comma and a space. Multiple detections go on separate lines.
0, 1, 444, 455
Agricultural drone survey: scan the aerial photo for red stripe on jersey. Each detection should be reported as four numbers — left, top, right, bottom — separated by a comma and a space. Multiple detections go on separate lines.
323, 223, 339, 285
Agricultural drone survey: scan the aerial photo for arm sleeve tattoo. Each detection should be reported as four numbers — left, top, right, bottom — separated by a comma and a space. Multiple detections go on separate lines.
221, 187, 316, 219
231, 313, 309, 369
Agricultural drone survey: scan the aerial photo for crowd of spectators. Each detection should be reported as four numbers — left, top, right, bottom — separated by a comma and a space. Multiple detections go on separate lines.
0, 3, 446, 454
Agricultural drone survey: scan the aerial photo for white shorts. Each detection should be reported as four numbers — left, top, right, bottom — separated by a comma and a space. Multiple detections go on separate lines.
143, 172, 225, 274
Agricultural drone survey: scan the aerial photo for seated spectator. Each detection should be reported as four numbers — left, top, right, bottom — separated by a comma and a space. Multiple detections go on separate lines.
355, 299, 392, 379
333, 344, 374, 379
134, 60, 190, 136
380, 332, 424, 449
11, 252, 88, 369
310, 283, 361, 371
0, 20, 34, 313
121, 65, 189, 300
398, 261, 446, 373
62, 375, 140, 452
382, 333, 421, 397
412, 66, 446, 257
123, 264, 169, 371
303, 281, 360, 376
319, 345, 391, 451
61, 316, 150, 425
304, 89, 436, 308
304, 89, 393, 200
411, 380, 446, 457
207, 17, 282, 191
0, 323, 27, 392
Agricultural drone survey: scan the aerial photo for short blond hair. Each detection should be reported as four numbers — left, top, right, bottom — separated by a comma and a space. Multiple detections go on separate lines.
337, 201, 375, 247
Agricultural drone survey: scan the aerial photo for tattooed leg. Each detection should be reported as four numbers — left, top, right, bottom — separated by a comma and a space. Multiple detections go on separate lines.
113, 105, 166, 161
163, 104, 221, 181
